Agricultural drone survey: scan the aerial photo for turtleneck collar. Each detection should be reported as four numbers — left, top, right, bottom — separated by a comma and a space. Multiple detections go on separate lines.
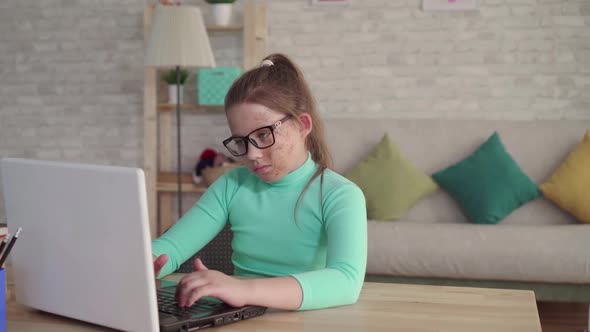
267, 151, 317, 187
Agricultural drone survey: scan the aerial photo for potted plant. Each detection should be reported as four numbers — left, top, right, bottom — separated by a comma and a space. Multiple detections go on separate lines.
162, 68, 189, 104
205, 0, 237, 26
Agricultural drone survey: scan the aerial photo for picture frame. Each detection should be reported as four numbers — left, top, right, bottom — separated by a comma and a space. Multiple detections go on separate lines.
422, 0, 478, 11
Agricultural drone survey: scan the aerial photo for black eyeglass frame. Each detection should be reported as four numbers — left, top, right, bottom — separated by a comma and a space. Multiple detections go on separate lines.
222, 115, 292, 157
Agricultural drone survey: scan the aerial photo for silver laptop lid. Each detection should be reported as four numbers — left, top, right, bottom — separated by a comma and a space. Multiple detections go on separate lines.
1, 158, 159, 332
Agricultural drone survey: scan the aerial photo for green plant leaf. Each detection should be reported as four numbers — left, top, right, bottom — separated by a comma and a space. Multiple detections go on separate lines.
162, 68, 190, 85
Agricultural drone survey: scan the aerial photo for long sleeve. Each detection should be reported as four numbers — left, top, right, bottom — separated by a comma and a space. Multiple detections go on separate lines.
151, 155, 368, 311
151, 169, 239, 277
290, 183, 367, 310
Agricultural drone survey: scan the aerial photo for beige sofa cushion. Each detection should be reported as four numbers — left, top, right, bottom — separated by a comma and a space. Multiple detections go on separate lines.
367, 221, 590, 283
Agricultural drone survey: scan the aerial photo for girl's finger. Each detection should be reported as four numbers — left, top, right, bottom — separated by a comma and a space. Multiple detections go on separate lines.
154, 254, 168, 276
184, 285, 214, 307
176, 275, 210, 306
193, 258, 209, 271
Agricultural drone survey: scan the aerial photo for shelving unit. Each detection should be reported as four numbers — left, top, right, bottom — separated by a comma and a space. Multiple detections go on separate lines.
144, 1, 267, 238
156, 172, 207, 193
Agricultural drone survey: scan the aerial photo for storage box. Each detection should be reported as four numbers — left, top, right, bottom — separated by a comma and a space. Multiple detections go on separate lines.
197, 67, 242, 106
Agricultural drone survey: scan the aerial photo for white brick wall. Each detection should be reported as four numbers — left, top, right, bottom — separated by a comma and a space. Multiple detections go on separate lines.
0, 0, 145, 166
266, 0, 590, 121
1, 0, 589, 221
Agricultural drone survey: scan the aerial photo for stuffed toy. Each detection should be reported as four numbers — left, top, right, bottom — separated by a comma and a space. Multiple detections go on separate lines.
192, 148, 236, 184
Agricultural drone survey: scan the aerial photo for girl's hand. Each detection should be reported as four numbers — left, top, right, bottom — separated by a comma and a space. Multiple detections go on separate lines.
153, 254, 169, 288
175, 258, 249, 308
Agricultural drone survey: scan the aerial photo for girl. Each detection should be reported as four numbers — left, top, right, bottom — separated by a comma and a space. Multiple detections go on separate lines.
152, 53, 367, 311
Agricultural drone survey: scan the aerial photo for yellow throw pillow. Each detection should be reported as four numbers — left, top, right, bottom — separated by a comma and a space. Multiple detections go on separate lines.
540, 130, 590, 224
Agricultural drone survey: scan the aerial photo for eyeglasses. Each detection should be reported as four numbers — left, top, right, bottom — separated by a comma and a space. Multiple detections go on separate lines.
223, 115, 292, 157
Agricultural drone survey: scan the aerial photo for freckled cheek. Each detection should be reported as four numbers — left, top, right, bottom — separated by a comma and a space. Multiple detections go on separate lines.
269, 135, 294, 176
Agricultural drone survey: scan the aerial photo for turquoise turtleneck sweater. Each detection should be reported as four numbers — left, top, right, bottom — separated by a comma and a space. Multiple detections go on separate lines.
151, 153, 367, 310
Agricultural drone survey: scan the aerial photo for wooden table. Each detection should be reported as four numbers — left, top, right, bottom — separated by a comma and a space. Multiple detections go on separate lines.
6, 276, 541, 332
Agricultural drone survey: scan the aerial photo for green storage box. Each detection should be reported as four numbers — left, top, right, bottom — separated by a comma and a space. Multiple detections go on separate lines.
197, 67, 242, 106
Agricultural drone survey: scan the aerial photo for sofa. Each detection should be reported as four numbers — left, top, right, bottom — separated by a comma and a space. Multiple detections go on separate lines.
180, 118, 590, 304
325, 118, 590, 303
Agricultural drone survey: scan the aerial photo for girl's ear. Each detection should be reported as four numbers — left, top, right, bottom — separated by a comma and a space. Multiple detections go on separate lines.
297, 113, 313, 138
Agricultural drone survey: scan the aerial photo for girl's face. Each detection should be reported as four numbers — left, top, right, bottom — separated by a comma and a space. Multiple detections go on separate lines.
226, 103, 310, 183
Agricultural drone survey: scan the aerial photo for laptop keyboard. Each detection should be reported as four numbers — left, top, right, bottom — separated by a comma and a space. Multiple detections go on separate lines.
158, 293, 226, 316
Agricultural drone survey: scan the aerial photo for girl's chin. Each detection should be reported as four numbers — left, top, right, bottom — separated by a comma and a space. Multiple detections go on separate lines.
257, 173, 279, 182
254, 171, 283, 183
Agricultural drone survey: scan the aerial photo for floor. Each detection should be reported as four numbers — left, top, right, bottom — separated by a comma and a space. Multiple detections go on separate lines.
538, 302, 589, 332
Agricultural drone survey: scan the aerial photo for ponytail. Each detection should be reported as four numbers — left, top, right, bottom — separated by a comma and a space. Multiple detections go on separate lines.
225, 53, 332, 223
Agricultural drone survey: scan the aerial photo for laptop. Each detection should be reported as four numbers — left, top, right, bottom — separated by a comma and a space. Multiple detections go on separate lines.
0, 158, 266, 332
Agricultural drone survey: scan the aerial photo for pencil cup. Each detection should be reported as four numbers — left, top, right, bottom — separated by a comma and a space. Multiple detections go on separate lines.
0, 268, 5, 332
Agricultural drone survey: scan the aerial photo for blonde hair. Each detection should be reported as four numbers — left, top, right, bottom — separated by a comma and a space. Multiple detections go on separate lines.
225, 53, 332, 222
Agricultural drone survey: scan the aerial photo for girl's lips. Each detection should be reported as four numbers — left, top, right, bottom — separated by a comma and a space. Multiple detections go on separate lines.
254, 165, 271, 173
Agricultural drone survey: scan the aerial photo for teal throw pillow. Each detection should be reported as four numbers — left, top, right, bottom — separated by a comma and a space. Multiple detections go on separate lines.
432, 132, 540, 224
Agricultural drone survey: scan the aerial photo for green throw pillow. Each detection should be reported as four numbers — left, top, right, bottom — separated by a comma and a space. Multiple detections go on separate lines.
432, 132, 540, 225
345, 134, 438, 220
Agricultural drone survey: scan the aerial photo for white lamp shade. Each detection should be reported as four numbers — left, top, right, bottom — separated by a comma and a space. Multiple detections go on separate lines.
145, 5, 216, 68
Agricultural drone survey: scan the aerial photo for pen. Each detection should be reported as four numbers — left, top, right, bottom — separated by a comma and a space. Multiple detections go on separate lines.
0, 233, 10, 257
0, 227, 21, 268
